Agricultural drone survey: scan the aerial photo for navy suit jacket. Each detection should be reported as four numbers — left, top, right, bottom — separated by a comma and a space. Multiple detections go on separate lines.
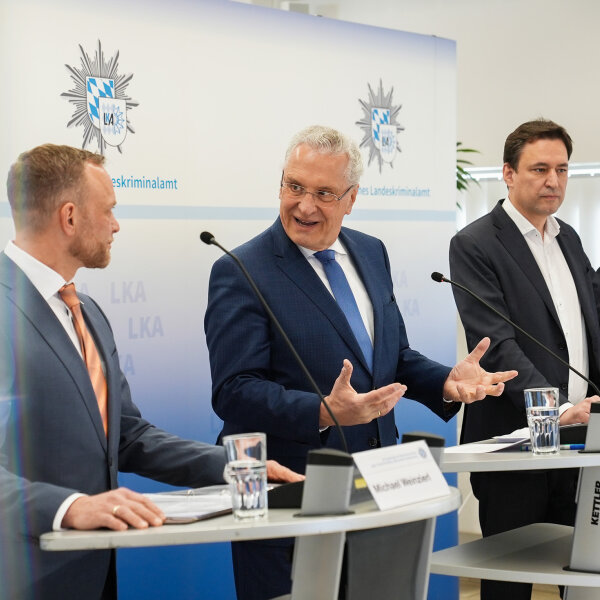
0, 252, 227, 600
205, 219, 454, 474
450, 200, 600, 443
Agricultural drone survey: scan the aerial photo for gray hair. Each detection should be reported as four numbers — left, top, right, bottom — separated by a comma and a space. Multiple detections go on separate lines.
284, 125, 363, 186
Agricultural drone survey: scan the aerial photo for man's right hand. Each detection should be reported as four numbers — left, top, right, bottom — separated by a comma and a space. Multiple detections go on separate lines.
62, 487, 165, 531
319, 359, 406, 427
560, 395, 600, 425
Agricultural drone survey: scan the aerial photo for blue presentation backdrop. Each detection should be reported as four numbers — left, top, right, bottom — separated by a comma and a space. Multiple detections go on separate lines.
1, 0, 458, 597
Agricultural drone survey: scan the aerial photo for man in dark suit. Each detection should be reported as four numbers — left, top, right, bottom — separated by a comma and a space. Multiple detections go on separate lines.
449, 119, 600, 600
204, 125, 517, 600
0, 144, 299, 600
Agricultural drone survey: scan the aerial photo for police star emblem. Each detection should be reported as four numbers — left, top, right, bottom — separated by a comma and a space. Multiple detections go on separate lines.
62, 41, 138, 154
356, 80, 404, 173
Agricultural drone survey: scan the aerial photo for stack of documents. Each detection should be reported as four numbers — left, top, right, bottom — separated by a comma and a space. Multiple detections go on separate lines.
444, 430, 530, 454
144, 485, 232, 523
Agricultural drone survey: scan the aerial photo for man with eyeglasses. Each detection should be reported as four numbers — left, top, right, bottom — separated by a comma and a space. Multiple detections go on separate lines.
204, 124, 517, 600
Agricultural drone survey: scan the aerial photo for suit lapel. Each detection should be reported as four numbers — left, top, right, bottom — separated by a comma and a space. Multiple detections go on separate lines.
491, 202, 562, 329
270, 221, 372, 373
0, 254, 108, 450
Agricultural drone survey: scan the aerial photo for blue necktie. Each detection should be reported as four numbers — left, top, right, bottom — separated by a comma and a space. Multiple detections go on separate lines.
314, 249, 373, 372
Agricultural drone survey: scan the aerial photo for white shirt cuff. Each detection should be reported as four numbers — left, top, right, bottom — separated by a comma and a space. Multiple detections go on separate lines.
53, 493, 87, 531
559, 401, 574, 417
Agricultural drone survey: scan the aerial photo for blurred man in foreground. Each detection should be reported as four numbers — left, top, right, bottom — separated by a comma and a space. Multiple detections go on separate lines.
0, 143, 299, 600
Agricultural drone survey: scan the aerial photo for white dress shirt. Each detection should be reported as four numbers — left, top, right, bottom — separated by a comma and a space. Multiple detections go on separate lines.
3, 241, 86, 529
503, 198, 588, 412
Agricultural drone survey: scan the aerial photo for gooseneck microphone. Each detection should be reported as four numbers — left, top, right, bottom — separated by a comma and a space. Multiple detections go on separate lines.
431, 271, 600, 397
202, 231, 349, 454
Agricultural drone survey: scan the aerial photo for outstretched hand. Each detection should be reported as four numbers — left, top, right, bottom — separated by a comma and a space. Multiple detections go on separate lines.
319, 359, 406, 427
442, 337, 518, 404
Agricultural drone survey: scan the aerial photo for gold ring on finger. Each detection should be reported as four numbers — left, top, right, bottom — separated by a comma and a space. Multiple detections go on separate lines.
112, 505, 121, 516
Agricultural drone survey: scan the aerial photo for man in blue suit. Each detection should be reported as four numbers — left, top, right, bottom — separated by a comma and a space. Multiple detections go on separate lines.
0, 144, 299, 600
205, 125, 517, 600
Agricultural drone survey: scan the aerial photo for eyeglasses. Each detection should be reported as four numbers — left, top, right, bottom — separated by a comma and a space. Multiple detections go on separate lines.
280, 178, 355, 204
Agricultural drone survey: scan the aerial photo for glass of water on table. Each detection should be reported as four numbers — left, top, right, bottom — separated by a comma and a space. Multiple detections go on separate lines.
524, 387, 560, 454
223, 432, 268, 520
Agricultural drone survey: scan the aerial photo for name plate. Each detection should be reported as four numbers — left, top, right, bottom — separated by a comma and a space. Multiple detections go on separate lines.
352, 440, 449, 511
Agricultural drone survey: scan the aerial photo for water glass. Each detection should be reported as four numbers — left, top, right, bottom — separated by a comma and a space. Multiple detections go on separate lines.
223, 432, 267, 520
524, 387, 560, 454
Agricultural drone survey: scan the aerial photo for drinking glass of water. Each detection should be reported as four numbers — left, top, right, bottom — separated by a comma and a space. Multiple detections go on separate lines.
223, 432, 268, 520
523, 388, 560, 454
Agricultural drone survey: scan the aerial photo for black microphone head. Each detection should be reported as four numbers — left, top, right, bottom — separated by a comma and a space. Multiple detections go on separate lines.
200, 231, 215, 245
431, 272, 445, 283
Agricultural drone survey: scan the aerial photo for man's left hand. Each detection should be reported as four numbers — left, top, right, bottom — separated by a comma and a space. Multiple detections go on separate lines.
442, 337, 518, 404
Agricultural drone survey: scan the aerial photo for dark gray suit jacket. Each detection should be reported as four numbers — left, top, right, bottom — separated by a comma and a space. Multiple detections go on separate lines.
0, 252, 227, 599
450, 200, 600, 443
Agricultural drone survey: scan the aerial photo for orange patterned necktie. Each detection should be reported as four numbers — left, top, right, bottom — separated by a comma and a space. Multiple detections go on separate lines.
59, 283, 108, 436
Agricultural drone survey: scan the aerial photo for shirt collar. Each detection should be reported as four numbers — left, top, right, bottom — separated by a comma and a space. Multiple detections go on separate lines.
4, 240, 68, 300
503, 196, 560, 240
297, 238, 346, 260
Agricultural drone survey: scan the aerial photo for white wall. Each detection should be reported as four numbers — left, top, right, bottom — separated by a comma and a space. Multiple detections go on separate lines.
241, 0, 600, 167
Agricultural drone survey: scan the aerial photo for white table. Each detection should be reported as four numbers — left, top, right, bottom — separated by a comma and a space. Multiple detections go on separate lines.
441, 447, 600, 473
42, 488, 460, 600
432, 522, 600, 587
41, 489, 460, 552
432, 447, 600, 598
